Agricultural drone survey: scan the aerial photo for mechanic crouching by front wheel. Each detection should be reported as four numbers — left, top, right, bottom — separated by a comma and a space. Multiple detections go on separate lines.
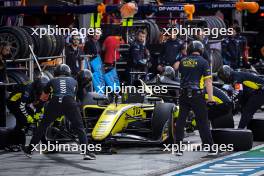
6, 76, 50, 150
175, 41, 216, 156
218, 65, 264, 129
21, 64, 96, 160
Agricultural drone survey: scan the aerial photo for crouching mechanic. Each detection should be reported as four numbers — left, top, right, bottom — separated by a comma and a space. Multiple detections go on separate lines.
218, 65, 264, 128
175, 41, 216, 156
21, 64, 96, 160
7, 76, 50, 148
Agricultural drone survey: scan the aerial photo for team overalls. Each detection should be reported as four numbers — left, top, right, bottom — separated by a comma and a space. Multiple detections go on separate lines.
175, 55, 214, 146
230, 71, 264, 128
7, 82, 43, 145
29, 76, 88, 148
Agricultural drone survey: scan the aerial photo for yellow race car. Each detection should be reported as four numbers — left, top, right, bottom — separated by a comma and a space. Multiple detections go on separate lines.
45, 92, 178, 146
82, 93, 178, 145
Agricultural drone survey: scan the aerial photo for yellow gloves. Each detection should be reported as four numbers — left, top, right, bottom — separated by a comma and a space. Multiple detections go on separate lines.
34, 113, 42, 120
26, 115, 35, 124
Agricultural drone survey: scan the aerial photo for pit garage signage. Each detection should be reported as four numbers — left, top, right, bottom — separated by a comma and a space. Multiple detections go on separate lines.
166, 145, 264, 176
211, 3, 235, 9
157, 5, 184, 12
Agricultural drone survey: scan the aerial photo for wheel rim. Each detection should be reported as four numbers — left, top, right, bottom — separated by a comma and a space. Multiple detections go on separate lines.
0, 33, 19, 59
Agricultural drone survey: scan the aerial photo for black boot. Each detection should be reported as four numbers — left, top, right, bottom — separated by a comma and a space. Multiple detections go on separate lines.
21, 145, 33, 158
83, 151, 96, 160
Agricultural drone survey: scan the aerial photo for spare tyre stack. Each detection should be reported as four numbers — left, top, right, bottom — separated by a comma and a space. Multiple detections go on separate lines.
145, 19, 160, 45
0, 25, 65, 88
202, 16, 225, 73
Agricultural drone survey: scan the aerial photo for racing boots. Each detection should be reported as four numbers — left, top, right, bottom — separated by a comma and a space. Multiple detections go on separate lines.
21, 145, 33, 158
83, 152, 96, 160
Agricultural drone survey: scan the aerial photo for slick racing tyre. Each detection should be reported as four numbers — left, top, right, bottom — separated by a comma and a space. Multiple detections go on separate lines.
152, 103, 176, 144
211, 49, 223, 73
0, 127, 25, 148
7, 70, 30, 92
210, 109, 234, 128
211, 128, 253, 151
22, 26, 41, 56
248, 118, 264, 141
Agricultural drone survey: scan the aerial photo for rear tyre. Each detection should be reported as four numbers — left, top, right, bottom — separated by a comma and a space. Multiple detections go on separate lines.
248, 118, 264, 141
210, 109, 234, 128
211, 128, 253, 151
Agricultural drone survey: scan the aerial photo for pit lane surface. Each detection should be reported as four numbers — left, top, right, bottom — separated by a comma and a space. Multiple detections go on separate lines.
0, 113, 263, 176
165, 144, 264, 176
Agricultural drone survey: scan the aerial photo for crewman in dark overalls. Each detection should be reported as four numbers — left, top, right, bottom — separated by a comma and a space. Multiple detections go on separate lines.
218, 65, 264, 128
76, 69, 93, 102
129, 30, 150, 83
175, 41, 215, 155
157, 34, 186, 75
7, 76, 50, 147
21, 64, 96, 160
222, 26, 247, 69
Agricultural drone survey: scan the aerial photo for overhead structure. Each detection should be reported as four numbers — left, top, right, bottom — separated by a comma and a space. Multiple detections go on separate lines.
184, 4, 195, 20
0, 1, 260, 15
235, 0, 259, 13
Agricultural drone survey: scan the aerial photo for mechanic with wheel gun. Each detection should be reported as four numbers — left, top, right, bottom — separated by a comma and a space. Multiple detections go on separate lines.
6, 75, 50, 151
218, 65, 264, 129
175, 40, 216, 156
21, 64, 96, 160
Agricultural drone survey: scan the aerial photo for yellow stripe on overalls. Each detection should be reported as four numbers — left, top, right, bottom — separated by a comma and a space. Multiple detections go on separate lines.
205, 94, 223, 104
122, 18, 133, 27
10, 93, 22, 102
90, 13, 101, 28
243, 81, 260, 90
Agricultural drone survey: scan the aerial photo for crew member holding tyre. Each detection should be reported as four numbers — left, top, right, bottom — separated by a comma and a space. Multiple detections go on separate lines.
175, 40, 216, 156
218, 65, 264, 128
7, 76, 50, 148
21, 64, 96, 160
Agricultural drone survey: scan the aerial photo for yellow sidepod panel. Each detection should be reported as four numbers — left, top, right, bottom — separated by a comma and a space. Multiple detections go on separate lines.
92, 104, 147, 141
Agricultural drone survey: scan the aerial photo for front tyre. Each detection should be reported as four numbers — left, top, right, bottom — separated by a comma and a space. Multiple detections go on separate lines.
152, 103, 177, 144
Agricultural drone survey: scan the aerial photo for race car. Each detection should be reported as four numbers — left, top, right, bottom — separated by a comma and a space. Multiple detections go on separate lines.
82, 93, 178, 145
45, 92, 178, 145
